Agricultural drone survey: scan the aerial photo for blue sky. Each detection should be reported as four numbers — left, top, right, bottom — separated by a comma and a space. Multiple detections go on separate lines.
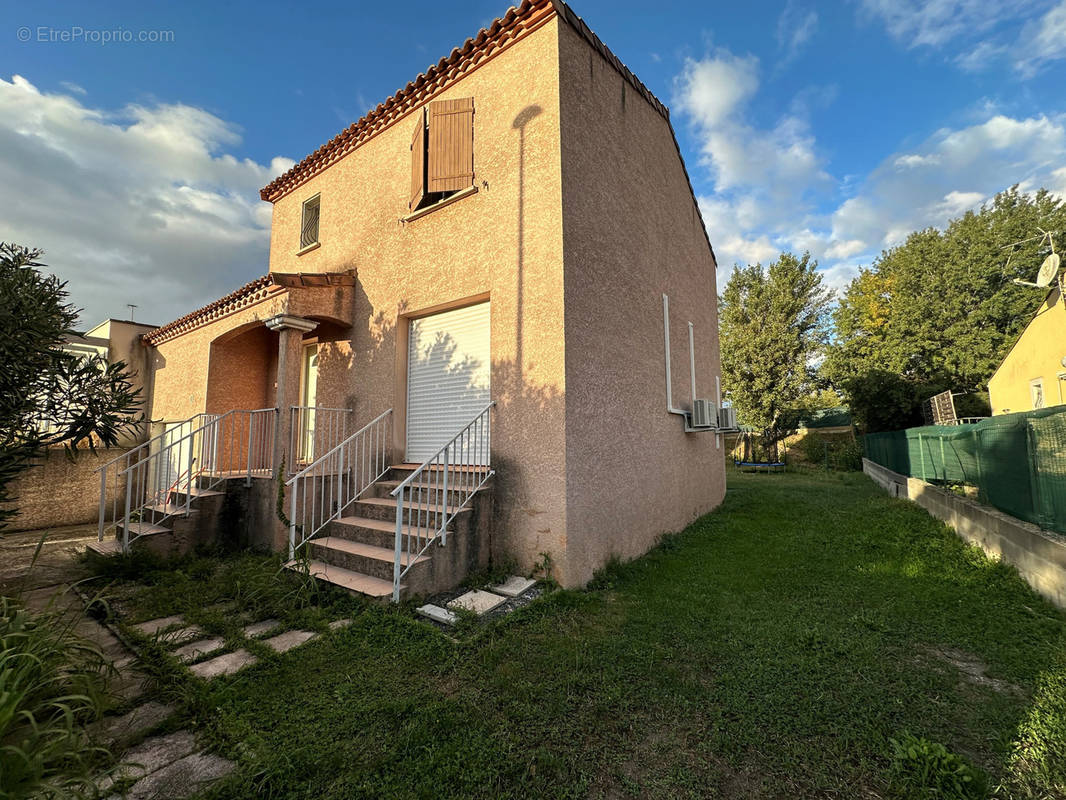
1, 0, 1064, 325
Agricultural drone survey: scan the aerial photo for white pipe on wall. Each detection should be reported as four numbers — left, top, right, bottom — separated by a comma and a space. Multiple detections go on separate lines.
688, 322, 697, 405
663, 294, 687, 416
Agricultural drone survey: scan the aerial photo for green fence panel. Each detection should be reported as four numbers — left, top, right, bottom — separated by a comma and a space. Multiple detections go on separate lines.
864, 407, 1066, 534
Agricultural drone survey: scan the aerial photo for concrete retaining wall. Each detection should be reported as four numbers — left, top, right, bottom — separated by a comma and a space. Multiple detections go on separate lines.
863, 458, 1066, 608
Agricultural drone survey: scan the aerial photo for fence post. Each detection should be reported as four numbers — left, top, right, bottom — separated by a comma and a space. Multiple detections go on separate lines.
246, 412, 254, 487
918, 433, 926, 482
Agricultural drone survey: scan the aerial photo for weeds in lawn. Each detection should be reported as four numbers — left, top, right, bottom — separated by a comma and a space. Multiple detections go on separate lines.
0, 596, 111, 799
888, 733, 986, 799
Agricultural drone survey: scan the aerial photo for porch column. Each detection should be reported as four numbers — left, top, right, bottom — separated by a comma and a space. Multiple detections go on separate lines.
266, 315, 319, 475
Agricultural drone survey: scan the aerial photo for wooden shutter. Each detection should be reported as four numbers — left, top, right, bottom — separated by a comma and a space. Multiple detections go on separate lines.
410, 109, 426, 211
427, 97, 474, 193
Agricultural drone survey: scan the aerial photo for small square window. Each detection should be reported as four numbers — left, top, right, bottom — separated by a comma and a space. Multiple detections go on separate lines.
300, 194, 320, 249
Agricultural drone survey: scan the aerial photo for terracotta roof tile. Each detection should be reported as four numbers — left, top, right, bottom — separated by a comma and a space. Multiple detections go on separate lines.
142, 275, 280, 346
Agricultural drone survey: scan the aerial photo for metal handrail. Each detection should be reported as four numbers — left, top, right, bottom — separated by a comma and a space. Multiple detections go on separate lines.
390, 401, 495, 602
289, 406, 353, 473
96, 412, 216, 542
285, 408, 393, 559
110, 408, 277, 552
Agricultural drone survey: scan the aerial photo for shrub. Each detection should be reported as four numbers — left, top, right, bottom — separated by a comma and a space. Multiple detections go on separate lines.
0, 595, 111, 798
888, 733, 986, 799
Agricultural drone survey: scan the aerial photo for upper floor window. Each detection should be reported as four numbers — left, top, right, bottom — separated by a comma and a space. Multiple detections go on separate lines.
1031, 378, 1046, 409
300, 194, 320, 250
410, 97, 474, 212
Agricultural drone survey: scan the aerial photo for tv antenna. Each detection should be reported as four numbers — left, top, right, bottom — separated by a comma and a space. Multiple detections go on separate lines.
1009, 228, 1060, 289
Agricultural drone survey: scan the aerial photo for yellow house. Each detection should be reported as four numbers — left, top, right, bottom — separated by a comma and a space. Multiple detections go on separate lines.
988, 285, 1066, 414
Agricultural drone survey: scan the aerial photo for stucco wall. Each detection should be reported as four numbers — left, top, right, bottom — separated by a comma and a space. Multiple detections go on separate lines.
556, 22, 726, 584
3, 447, 131, 532
266, 18, 568, 578
988, 288, 1066, 414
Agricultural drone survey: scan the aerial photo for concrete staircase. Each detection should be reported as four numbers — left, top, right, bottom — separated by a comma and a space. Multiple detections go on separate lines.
295, 464, 492, 601
87, 484, 225, 559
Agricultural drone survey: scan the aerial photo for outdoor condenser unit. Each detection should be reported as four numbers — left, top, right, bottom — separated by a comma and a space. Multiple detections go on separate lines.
691, 399, 717, 428
717, 406, 737, 431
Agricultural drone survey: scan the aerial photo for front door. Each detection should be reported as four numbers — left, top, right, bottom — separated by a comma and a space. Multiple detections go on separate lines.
299, 344, 319, 463
405, 301, 490, 464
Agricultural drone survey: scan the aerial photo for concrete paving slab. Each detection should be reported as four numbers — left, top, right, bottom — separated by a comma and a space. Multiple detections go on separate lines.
117, 730, 197, 781
189, 649, 257, 679
448, 590, 508, 616
491, 575, 537, 597
123, 751, 235, 800
98, 701, 176, 745
158, 625, 203, 645
263, 629, 317, 653
329, 618, 353, 630
133, 615, 185, 636
174, 637, 226, 664
242, 618, 279, 638
416, 604, 458, 626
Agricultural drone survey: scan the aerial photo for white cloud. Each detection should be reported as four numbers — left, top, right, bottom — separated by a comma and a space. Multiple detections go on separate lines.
857, 0, 1040, 48
825, 239, 867, 259
830, 113, 1066, 250
0, 75, 293, 327
1015, 0, 1066, 76
777, 2, 818, 63
675, 50, 834, 277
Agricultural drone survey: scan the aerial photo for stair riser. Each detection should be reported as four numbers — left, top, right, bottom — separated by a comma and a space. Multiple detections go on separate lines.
350, 499, 471, 528
387, 467, 491, 485
325, 521, 445, 552
307, 541, 430, 583
371, 485, 474, 506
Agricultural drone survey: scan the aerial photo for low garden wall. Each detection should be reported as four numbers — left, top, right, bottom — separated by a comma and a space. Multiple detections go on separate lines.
862, 458, 1066, 608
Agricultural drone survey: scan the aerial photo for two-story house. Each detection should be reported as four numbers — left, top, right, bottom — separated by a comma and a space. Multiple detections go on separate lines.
93, 0, 728, 600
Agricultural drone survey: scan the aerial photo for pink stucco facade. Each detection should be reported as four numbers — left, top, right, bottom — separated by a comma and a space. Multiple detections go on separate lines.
142, 1, 725, 586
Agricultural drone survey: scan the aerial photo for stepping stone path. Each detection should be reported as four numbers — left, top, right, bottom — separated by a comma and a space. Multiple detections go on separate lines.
264, 629, 318, 653
190, 649, 258, 679
417, 575, 541, 628
174, 636, 226, 663
242, 618, 279, 637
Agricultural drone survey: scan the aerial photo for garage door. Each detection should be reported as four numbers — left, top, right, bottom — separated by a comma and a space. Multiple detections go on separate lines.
406, 301, 490, 464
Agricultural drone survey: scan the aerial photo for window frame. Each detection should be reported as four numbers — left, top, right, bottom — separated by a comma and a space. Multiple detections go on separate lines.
1030, 377, 1046, 410
298, 193, 321, 254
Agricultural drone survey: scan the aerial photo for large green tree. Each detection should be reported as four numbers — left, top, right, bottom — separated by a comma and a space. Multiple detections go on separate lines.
824, 186, 1066, 432
0, 244, 142, 530
720, 251, 833, 458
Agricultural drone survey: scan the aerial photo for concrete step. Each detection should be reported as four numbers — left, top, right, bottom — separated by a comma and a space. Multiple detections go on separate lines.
117, 521, 170, 538
308, 536, 430, 582
142, 503, 197, 517
287, 558, 400, 599
373, 480, 478, 505
387, 463, 492, 483
87, 539, 121, 557
329, 514, 448, 551
170, 487, 224, 503
350, 496, 469, 525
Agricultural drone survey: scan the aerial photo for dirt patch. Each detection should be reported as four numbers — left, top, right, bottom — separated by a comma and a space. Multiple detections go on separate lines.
924, 645, 1023, 696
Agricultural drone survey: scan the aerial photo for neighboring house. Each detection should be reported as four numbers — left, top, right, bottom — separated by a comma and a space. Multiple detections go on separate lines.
4, 318, 157, 531
93, 0, 727, 598
988, 285, 1066, 414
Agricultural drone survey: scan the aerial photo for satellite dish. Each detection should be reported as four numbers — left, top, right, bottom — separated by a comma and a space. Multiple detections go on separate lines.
1036, 253, 1061, 287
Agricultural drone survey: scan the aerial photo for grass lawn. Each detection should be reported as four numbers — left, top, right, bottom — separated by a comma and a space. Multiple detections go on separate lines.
98, 469, 1066, 799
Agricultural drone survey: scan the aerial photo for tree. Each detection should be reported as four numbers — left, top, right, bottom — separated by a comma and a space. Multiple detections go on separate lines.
824, 187, 1066, 431
0, 244, 142, 530
720, 251, 833, 459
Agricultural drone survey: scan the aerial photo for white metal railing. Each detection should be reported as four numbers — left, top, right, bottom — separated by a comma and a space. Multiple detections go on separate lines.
286, 409, 393, 559
289, 406, 352, 473
96, 412, 216, 543
109, 408, 277, 552
391, 402, 495, 602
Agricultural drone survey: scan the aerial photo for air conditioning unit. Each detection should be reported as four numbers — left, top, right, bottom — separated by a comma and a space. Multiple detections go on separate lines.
718, 406, 737, 431
691, 399, 717, 428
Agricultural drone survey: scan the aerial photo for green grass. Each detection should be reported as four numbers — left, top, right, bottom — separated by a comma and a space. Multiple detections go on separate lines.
104, 470, 1066, 798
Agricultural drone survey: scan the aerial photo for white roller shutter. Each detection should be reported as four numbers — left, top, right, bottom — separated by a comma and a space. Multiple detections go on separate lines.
405, 302, 490, 464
